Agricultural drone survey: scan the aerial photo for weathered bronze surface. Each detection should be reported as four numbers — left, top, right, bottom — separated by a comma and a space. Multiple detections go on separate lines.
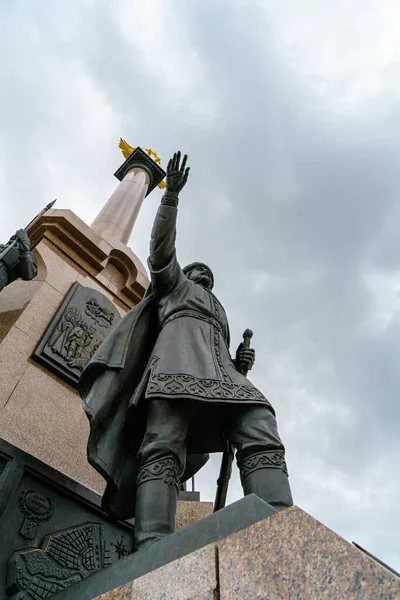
33, 282, 122, 387
0, 229, 37, 292
80, 152, 293, 551
0, 439, 135, 600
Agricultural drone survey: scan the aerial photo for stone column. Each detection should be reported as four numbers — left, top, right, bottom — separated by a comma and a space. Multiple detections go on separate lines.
91, 147, 166, 245
91, 168, 149, 244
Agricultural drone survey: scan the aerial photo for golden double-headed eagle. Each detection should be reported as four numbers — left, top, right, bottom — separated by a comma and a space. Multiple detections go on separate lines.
119, 139, 166, 189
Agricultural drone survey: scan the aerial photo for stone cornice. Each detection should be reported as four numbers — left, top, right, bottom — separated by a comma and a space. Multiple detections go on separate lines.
29, 209, 149, 310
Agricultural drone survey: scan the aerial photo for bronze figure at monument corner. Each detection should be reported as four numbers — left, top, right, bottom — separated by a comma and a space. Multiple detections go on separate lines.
0, 229, 37, 292
0, 200, 57, 293
79, 151, 293, 552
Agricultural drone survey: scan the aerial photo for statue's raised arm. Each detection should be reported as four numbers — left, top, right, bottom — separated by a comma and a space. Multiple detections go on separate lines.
149, 151, 190, 297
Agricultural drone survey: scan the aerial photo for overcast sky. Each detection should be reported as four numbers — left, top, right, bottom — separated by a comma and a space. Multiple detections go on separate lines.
1, 0, 400, 572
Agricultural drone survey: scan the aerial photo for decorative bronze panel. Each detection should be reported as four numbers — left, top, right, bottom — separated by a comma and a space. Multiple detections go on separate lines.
0, 439, 135, 600
33, 282, 122, 387
6, 522, 111, 599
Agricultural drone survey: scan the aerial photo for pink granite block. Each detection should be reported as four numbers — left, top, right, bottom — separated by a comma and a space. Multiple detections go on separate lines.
218, 506, 400, 599
94, 543, 218, 600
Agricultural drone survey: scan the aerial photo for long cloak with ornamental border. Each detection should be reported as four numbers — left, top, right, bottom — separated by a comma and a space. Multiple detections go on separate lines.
79, 202, 273, 520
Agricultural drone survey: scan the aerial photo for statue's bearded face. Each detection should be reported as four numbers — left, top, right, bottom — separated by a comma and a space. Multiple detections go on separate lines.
186, 265, 214, 290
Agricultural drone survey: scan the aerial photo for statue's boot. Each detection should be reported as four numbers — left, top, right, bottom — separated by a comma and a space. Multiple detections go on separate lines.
239, 451, 294, 512
134, 458, 179, 552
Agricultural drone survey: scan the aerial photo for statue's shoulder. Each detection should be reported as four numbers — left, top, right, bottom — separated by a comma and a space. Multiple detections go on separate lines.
208, 290, 225, 310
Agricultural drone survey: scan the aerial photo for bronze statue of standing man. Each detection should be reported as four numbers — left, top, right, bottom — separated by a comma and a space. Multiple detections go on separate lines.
80, 152, 293, 551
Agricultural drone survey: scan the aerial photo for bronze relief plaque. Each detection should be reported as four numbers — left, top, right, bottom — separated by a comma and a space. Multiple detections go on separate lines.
33, 282, 121, 387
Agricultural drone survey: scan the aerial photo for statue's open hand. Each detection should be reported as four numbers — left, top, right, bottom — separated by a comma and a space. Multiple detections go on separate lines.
166, 151, 190, 195
236, 345, 255, 374
15, 229, 31, 253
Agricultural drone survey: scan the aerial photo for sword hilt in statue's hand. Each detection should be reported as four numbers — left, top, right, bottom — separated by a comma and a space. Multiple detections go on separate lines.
237, 328, 254, 377
242, 328, 253, 349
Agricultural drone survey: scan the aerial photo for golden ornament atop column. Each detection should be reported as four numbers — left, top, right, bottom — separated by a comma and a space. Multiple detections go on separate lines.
119, 139, 166, 189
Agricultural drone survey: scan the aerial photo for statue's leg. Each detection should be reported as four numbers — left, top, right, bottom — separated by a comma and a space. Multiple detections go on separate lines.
134, 398, 193, 551
227, 405, 293, 511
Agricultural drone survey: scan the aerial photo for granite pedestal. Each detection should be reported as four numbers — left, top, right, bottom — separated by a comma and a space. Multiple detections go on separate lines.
217, 505, 400, 599
92, 506, 399, 600
54, 503, 399, 600
53, 494, 277, 600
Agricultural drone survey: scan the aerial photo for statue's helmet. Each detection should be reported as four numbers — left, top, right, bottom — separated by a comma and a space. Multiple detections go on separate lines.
182, 262, 214, 289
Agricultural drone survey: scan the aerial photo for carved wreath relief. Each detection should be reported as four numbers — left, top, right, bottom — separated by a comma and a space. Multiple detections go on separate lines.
19, 490, 54, 540
33, 283, 121, 386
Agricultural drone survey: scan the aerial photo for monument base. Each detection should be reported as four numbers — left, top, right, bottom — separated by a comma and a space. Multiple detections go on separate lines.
176, 499, 213, 530
0, 439, 215, 600
53, 495, 277, 600
54, 497, 399, 600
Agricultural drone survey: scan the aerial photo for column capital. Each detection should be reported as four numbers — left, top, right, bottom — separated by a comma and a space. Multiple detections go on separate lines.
114, 146, 166, 196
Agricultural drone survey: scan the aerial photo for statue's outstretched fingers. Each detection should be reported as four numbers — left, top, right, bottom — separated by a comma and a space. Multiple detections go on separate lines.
180, 154, 188, 172
183, 167, 190, 185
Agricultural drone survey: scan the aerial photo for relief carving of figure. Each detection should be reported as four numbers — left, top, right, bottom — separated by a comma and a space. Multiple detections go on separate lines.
49, 307, 100, 371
